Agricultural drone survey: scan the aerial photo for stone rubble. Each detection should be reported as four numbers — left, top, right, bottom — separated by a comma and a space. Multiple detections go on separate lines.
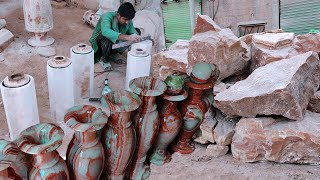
213, 110, 238, 146
193, 14, 222, 35
215, 52, 320, 120
232, 111, 320, 164
188, 29, 250, 80
206, 144, 229, 158
307, 90, 320, 113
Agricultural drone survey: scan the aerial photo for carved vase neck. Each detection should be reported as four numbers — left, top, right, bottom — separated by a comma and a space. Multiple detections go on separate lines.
109, 112, 132, 128
139, 96, 157, 113
74, 131, 99, 147
32, 151, 59, 169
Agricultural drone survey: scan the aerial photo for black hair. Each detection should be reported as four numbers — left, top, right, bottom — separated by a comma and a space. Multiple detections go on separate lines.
118, 2, 136, 20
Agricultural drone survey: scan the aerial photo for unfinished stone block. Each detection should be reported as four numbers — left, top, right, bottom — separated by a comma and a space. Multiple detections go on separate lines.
232, 111, 320, 164
307, 91, 320, 113
213, 110, 238, 146
213, 82, 231, 96
152, 48, 188, 73
188, 29, 250, 80
195, 107, 217, 144
292, 33, 320, 54
253, 32, 294, 49
193, 14, 221, 35
0, 28, 14, 53
169, 39, 189, 50
215, 52, 320, 120
250, 32, 296, 71
206, 145, 229, 158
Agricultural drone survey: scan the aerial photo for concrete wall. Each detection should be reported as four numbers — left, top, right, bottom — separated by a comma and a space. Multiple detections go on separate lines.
202, 0, 280, 36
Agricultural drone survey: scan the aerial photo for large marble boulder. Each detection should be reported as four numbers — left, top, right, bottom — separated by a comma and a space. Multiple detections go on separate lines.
188, 29, 250, 80
232, 111, 320, 164
215, 52, 320, 120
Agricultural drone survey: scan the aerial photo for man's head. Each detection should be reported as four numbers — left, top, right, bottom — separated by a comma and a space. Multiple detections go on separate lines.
117, 2, 136, 26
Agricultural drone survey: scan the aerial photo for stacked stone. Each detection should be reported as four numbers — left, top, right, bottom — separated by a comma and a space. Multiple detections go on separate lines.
153, 13, 320, 164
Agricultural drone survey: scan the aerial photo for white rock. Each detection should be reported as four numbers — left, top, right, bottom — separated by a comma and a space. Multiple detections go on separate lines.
206, 144, 229, 158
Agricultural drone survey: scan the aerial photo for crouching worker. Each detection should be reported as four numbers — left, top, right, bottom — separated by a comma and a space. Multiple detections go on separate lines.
89, 2, 140, 71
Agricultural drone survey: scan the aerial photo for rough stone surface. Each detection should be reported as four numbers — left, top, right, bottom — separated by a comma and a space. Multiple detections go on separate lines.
0, 53, 4, 62
152, 48, 188, 73
169, 39, 189, 50
215, 52, 320, 120
250, 32, 296, 72
195, 107, 217, 144
193, 14, 221, 35
36, 46, 56, 57
252, 32, 294, 49
213, 109, 238, 146
307, 91, 320, 113
213, 82, 231, 96
188, 29, 250, 80
232, 111, 320, 164
0, 28, 14, 52
206, 145, 229, 158
292, 33, 320, 54
0, 19, 6, 29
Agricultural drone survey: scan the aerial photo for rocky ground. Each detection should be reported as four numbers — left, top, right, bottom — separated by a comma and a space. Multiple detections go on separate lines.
1, 1, 320, 179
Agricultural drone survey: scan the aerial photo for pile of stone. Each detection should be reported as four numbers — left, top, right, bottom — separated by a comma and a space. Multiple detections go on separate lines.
152, 14, 320, 164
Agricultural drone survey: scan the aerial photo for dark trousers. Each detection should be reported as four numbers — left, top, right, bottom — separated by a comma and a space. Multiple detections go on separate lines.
96, 33, 116, 63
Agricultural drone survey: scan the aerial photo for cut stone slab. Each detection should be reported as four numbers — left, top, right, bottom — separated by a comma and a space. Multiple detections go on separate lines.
193, 14, 221, 35
169, 39, 189, 50
250, 32, 296, 72
152, 48, 188, 73
188, 29, 250, 80
206, 145, 229, 158
232, 111, 320, 164
251, 45, 294, 72
307, 91, 320, 113
252, 32, 295, 49
37, 46, 56, 57
213, 110, 238, 146
0, 28, 14, 53
292, 33, 320, 54
195, 107, 217, 144
0, 19, 6, 29
215, 52, 320, 120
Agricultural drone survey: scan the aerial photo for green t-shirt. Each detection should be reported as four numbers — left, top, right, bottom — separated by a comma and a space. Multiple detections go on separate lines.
89, 11, 136, 62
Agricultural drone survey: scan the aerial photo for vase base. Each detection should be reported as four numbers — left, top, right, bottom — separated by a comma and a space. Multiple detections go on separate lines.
28, 36, 55, 47
171, 141, 194, 154
150, 150, 172, 166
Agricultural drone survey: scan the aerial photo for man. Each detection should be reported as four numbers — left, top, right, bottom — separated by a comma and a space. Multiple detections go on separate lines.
89, 2, 140, 71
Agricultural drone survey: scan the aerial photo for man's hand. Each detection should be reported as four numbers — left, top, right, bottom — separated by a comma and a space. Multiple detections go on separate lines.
127, 34, 141, 42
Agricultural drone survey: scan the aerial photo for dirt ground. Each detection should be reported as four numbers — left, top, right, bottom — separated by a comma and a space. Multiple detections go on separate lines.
1, 1, 320, 180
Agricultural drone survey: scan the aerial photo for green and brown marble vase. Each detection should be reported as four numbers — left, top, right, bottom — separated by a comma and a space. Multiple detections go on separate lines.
172, 62, 218, 154
16, 123, 69, 180
0, 139, 24, 179
129, 76, 167, 180
150, 74, 188, 165
100, 90, 141, 180
65, 105, 108, 180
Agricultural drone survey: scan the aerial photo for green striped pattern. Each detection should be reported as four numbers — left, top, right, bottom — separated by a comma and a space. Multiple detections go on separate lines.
162, 0, 201, 47
280, 0, 320, 35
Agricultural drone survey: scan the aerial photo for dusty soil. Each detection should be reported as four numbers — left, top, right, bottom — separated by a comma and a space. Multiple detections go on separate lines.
1, 1, 320, 180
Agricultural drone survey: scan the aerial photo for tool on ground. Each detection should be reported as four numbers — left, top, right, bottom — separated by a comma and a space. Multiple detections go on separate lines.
112, 35, 152, 49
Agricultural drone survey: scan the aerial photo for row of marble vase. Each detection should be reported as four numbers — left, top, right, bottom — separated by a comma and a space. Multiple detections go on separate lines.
0, 67, 217, 180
